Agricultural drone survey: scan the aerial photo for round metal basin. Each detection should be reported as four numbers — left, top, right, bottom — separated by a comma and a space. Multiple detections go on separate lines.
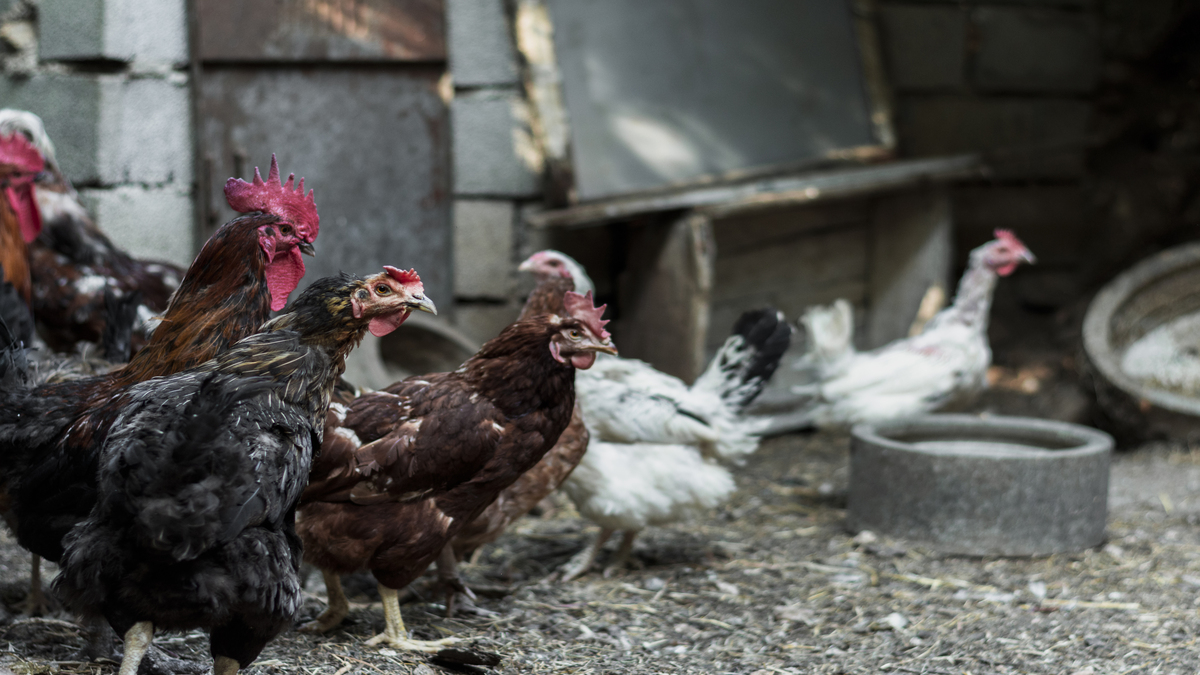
1083, 242, 1200, 439
848, 414, 1112, 556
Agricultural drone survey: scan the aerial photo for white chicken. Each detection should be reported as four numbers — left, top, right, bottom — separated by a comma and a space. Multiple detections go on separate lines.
517, 251, 791, 580
776, 230, 1034, 431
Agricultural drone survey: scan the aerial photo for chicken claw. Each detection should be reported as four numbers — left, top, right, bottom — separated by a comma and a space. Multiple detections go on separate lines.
365, 584, 462, 653
297, 570, 349, 634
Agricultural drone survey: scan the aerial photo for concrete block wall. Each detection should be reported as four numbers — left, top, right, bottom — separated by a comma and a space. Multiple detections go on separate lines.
0, 0, 194, 269
446, 0, 540, 344
876, 0, 1102, 307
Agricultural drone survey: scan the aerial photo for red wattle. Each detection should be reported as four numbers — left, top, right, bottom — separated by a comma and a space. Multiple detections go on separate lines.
570, 351, 597, 370
368, 309, 410, 337
265, 246, 305, 311
7, 185, 41, 243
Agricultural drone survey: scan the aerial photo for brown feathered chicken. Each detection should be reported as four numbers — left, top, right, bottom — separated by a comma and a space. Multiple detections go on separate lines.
297, 291, 616, 652
53, 267, 435, 675
434, 273, 588, 615
0, 157, 318, 653
0, 109, 185, 355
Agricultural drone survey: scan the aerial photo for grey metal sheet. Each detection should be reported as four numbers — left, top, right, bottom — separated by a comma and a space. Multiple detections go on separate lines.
197, 0, 445, 62
546, 0, 879, 201
198, 68, 451, 304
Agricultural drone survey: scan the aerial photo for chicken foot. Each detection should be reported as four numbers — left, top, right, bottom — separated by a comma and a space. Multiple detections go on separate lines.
602, 531, 640, 578
23, 553, 46, 616
118, 622, 153, 675
436, 546, 495, 618
213, 656, 239, 675
559, 527, 613, 582
297, 569, 350, 634
364, 584, 461, 653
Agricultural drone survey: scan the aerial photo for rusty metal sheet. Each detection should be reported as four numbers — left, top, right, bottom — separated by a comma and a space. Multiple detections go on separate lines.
197, 0, 445, 62
198, 68, 451, 305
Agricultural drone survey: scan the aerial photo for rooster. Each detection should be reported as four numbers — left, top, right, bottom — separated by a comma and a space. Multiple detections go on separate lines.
0, 157, 318, 657
516, 251, 791, 580
0, 109, 185, 355
776, 229, 1036, 431
52, 267, 435, 675
297, 290, 616, 652
0, 127, 44, 306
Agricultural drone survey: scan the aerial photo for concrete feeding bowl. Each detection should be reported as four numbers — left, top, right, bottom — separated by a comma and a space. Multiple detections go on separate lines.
848, 414, 1112, 557
1084, 242, 1200, 438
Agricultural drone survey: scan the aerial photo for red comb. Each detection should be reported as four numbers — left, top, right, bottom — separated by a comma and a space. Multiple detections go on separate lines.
994, 229, 1025, 249
563, 291, 610, 339
224, 154, 319, 242
384, 265, 421, 286
0, 132, 45, 175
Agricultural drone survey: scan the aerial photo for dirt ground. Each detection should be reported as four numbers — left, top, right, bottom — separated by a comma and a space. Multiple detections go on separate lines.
0, 429, 1196, 675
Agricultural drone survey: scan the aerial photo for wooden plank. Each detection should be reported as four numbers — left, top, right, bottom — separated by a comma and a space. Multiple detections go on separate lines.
616, 212, 716, 383
864, 188, 952, 349
526, 154, 981, 229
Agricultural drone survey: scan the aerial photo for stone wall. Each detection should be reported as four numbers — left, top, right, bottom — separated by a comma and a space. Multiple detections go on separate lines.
0, 0, 194, 269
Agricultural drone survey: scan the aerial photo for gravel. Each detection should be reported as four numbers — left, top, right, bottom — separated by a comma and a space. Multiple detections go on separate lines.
0, 432, 1197, 675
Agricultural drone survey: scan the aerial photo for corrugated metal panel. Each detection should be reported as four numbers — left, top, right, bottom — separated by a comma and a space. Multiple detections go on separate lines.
198, 68, 451, 304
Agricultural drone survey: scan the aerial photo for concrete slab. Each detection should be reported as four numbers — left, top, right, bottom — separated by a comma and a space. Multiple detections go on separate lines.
98, 75, 193, 185
0, 74, 102, 183
452, 91, 541, 197
80, 185, 195, 268
453, 303, 520, 344
454, 199, 516, 299
448, 0, 520, 87
40, 0, 187, 64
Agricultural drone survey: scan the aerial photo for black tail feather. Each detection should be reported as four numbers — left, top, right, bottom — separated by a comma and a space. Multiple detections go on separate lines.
721, 308, 793, 409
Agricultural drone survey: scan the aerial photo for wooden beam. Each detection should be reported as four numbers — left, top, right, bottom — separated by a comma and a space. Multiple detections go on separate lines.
615, 212, 716, 383
526, 155, 982, 229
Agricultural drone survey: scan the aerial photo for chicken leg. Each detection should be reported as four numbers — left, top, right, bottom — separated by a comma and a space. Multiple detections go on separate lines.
364, 584, 461, 653
559, 527, 613, 582
297, 569, 349, 634
602, 530, 639, 578
118, 622, 153, 675
23, 553, 46, 615
213, 656, 239, 675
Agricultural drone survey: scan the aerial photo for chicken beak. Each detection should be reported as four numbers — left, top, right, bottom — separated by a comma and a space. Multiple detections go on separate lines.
517, 256, 536, 273
588, 338, 618, 356
1020, 249, 1037, 265
408, 293, 437, 316
298, 241, 316, 257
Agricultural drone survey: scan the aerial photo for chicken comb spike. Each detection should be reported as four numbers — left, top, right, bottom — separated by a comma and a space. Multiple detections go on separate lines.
563, 290, 610, 339
224, 154, 320, 243
0, 132, 45, 175
384, 265, 421, 286
994, 228, 1025, 249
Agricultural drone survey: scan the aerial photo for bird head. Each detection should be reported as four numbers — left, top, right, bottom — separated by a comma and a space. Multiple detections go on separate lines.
0, 130, 46, 244
549, 290, 617, 370
518, 250, 595, 295
350, 266, 437, 337
980, 229, 1035, 277
224, 155, 321, 310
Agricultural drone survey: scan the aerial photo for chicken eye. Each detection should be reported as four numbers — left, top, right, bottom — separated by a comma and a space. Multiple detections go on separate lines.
280, 224, 293, 235
375, 285, 391, 295
569, 329, 581, 339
